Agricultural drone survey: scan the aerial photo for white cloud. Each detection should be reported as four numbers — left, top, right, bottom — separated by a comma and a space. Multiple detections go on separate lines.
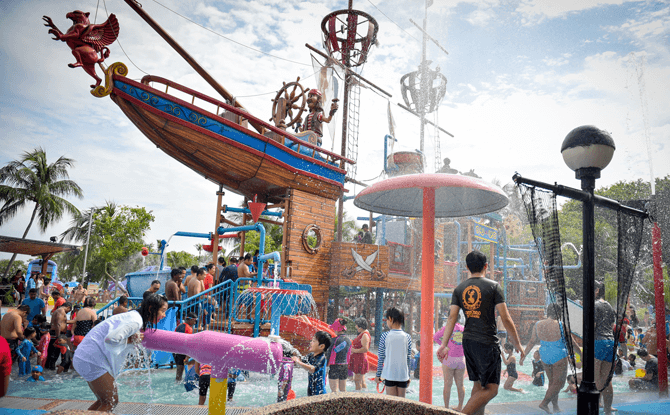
516, 0, 629, 23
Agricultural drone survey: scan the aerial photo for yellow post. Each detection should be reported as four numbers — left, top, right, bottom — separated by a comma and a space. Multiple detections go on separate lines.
208, 376, 228, 415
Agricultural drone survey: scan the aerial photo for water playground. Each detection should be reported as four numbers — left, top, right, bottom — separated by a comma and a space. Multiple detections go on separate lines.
3, 0, 668, 414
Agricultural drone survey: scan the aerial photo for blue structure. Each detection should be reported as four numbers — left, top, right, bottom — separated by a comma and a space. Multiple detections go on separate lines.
26, 259, 58, 280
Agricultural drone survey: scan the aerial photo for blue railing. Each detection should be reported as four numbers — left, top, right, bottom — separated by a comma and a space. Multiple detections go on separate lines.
97, 277, 312, 337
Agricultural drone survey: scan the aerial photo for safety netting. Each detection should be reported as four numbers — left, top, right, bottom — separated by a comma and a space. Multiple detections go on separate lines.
517, 184, 646, 390
517, 185, 578, 371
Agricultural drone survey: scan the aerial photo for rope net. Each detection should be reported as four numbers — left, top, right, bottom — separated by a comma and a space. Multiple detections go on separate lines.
518, 183, 646, 391
517, 185, 578, 373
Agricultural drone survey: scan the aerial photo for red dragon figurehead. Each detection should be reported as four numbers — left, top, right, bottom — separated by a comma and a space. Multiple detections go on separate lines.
66, 10, 91, 26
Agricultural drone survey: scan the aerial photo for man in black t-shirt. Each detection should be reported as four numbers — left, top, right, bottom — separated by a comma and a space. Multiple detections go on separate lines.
220, 257, 239, 318
629, 348, 659, 390
437, 251, 524, 415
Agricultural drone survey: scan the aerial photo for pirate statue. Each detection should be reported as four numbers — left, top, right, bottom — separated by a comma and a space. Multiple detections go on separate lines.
297, 89, 338, 147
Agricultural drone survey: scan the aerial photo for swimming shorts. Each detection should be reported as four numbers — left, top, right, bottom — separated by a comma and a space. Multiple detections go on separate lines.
463, 338, 502, 387
384, 379, 409, 388
594, 339, 615, 362
199, 374, 211, 396
328, 364, 348, 380
227, 380, 237, 400
72, 355, 109, 382
173, 353, 187, 366
540, 339, 568, 365
444, 355, 466, 370
7, 338, 19, 354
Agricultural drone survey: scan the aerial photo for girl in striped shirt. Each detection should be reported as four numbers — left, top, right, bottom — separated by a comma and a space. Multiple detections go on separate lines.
375, 307, 412, 397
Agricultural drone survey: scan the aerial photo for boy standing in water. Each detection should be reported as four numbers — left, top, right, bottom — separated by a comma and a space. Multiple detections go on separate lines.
437, 251, 524, 415
327, 318, 352, 392
292, 331, 331, 396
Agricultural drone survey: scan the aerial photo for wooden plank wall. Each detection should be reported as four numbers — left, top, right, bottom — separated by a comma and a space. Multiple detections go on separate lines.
283, 189, 336, 319
330, 242, 390, 288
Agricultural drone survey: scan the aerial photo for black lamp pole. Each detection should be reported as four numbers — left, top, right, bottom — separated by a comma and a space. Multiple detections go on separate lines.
577, 167, 600, 415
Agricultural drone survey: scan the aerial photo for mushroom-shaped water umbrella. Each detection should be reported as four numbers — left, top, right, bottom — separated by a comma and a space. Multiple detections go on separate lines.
354, 173, 508, 404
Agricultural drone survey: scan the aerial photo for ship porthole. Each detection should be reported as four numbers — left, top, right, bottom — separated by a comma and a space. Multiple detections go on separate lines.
302, 224, 322, 254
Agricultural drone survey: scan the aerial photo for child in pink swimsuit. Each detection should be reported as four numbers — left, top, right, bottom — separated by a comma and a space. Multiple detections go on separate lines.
434, 323, 465, 368
434, 322, 466, 410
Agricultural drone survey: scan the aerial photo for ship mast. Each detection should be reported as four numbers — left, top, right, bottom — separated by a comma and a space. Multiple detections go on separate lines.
123, 0, 265, 134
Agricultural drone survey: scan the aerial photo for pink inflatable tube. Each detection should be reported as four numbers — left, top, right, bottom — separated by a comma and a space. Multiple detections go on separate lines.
142, 329, 284, 378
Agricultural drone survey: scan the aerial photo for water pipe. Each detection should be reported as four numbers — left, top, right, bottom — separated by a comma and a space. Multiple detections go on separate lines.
258, 251, 282, 336
143, 328, 283, 415
222, 205, 283, 218
215, 223, 266, 336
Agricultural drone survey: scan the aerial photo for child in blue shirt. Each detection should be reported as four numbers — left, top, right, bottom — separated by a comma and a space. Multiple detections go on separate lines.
292, 331, 331, 396
16, 327, 41, 375
27, 365, 45, 382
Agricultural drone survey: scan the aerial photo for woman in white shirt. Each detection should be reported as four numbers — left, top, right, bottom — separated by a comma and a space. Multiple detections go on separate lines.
73, 294, 168, 412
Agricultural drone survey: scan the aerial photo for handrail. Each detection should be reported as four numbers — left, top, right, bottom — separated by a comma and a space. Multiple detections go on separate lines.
96, 277, 314, 336
139, 75, 355, 166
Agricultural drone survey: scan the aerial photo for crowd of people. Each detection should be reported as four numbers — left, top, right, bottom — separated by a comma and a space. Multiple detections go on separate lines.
1, 249, 669, 415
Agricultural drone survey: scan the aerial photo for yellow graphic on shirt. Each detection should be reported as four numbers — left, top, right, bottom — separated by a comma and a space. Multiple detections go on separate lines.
462, 285, 482, 318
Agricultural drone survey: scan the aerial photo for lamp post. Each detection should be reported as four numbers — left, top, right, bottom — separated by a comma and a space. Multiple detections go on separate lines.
514, 126, 647, 415
561, 126, 616, 415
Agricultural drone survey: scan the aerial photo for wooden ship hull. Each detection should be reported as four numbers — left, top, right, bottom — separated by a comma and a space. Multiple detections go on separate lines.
109, 75, 350, 203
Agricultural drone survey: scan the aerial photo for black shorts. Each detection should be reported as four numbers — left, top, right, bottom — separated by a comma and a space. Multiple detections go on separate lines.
463, 338, 502, 387
629, 378, 658, 391
173, 354, 187, 366
199, 374, 211, 396
328, 364, 348, 380
384, 379, 409, 388
7, 338, 19, 353
227, 381, 236, 399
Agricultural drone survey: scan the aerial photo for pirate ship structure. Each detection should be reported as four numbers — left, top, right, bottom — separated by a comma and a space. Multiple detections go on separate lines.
45, 0, 543, 342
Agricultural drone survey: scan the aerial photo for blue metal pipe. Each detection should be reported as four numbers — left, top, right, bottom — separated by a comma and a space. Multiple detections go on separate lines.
216, 223, 266, 336
259, 251, 280, 263
174, 231, 211, 239
222, 205, 283, 218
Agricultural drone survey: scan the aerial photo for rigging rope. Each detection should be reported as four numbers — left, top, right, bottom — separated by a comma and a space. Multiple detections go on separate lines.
103, 0, 150, 75
150, 0, 311, 67
366, 0, 420, 43
433, 110, 441, 173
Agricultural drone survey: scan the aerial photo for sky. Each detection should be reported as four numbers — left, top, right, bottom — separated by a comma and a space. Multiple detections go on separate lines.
1, 0, 669, 267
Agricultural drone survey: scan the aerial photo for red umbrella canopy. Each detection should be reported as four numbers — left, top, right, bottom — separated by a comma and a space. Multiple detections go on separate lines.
354, 173, 508, 217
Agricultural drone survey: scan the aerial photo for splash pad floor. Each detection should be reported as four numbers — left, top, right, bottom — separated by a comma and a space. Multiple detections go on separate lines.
2, 394, 669, 415
3, 344, 668, 414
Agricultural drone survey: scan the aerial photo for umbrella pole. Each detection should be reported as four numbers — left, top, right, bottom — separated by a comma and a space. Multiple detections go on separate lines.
419, 187, 435, 404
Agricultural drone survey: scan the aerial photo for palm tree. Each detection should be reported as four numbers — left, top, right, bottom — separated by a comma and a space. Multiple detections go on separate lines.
0, 148, 83, 276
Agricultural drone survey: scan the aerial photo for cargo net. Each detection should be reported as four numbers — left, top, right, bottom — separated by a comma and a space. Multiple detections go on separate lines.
518, 184, 646, 390
517, 185, 578, 374
234, 287, 320, 322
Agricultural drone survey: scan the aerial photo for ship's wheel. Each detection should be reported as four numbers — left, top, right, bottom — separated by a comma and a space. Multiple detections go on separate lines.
271, 78, 307, 129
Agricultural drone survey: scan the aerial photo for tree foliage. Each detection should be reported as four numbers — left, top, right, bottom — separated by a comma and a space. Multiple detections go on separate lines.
557, 175, 670, 306
60, 202, 154, 283
0, 259, 27, 279
243, 220, 283, 259
0, 148, 83, 276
